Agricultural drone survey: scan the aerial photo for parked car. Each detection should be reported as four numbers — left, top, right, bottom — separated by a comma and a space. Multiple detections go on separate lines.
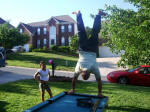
12, 46, 25, 53
0, 47, 6, 67
107, 65, 150, 86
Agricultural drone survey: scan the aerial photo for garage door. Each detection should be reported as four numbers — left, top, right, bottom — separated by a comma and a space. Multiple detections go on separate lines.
99, 46, 124, 58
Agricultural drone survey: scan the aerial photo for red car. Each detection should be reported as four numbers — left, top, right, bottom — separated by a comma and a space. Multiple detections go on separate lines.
107, 65, 150, 86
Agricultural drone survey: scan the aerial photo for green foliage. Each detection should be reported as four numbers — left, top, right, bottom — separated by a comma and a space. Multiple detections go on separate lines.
29, 44, 33, 52
69, 35, 78, 51
51, 45, 58, 51
57, 46, 70, 53
0, 23, 29, 49
101, 1, 150, 67
85, 26, 92, 38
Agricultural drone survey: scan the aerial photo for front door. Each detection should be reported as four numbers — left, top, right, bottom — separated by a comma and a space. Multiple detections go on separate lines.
49, 26, 56, 47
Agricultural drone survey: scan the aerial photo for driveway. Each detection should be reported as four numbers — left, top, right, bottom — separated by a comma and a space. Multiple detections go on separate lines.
0, 57, 124, 84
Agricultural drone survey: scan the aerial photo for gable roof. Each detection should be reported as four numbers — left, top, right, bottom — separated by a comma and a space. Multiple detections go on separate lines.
28, 20, 48, 27
53, 15, 76, 23
19, 23, 37, 35
27, 15, 76, 27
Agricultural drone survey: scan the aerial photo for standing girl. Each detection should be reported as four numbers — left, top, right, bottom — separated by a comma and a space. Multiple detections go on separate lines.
34, 61, 53, 101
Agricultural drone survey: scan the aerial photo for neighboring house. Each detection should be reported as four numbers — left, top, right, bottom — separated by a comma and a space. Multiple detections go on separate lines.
18, 15, 77, 52
0, 17, 14, 28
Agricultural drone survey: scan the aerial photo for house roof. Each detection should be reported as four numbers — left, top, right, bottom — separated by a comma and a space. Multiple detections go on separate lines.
28, 20, 48, 27
53, 15, 76, 23
0, 17, 14, 28
0, 18, 6, 24
27, 15, 76, 27
20, 23, 37, 34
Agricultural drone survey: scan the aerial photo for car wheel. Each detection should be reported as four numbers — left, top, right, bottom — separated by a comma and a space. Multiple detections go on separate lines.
118, 77, 129, 84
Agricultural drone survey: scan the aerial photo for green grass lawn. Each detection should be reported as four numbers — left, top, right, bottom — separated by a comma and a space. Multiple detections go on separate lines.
6, 52, 78, 71
0, 79, 150, 112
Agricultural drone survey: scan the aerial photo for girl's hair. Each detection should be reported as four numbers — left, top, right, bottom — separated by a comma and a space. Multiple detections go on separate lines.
40, 61, 45, 67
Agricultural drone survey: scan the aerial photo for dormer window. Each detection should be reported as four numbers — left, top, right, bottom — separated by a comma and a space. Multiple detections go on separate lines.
44, 28, 47, 35
20, 29, 23, 33
68, 24, 72, 32
37, 28, 40, 35
61, 25, 65, 33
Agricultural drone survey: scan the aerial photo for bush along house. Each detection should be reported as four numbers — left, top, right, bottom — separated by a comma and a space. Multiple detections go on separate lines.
18, 15, 77, 52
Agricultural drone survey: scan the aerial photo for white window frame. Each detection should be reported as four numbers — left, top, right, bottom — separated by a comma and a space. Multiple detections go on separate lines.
61, 37, 65, 46
61, 25, 65, 33
68, 24, 72, 32
37, 28, 40, 35
44, 28, 47, 35
20, 29, 23, 33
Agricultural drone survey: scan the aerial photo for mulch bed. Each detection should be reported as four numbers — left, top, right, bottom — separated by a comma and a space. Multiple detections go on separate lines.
49, 76, 73, 82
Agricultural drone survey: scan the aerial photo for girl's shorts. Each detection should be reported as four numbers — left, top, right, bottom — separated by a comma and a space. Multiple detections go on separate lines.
39, 83, 50, 91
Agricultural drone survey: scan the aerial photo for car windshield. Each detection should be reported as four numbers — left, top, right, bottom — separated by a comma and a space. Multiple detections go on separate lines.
127, 66, 141, 72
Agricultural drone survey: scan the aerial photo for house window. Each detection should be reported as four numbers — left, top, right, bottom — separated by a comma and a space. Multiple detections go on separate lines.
68, 24, 72, 32
37, 28, 40, 35
61, 37, 65, 46
61, 25, 65, 33
20, 29, 23, 33
44, 28, 47, 35
37, 40, 40, 48
44, 39, 47, 46
51, 39, 55, 45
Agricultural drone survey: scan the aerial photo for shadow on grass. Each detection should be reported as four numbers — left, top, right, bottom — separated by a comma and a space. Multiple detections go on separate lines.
0, 79, 150, 96
7, 53, 77, 68
0, 80, 38, 95
0, 101, 9, 112
106, 106, 150, 112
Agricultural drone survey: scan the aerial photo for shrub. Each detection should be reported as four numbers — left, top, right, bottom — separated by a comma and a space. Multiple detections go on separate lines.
29, 44, 33, 52
51, 45, 58, 51
57, 46, 70, 53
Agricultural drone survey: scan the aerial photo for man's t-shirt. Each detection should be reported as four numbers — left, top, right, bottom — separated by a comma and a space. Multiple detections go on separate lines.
37, 69, 49, 81
74, 51, 100, 79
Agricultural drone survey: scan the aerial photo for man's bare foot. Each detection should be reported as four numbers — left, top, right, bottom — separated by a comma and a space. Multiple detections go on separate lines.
72, 10, 80, 15
98, 10, 106, 16
68, 90, 75, 94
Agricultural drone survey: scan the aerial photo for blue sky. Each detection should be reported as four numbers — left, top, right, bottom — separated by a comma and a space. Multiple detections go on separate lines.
0, 0, 136, 27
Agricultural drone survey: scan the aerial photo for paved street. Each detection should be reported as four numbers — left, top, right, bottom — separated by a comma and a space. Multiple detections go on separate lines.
0, 57, 124, 84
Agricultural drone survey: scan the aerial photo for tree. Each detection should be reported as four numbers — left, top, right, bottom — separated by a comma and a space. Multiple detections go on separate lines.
69, 34, 78, 51
0, 23, 29, 49
100, 0, 150, 68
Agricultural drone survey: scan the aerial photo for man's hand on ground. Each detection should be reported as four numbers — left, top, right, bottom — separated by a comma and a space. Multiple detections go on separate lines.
98, 93, 105, 98
68, 89, 75, 94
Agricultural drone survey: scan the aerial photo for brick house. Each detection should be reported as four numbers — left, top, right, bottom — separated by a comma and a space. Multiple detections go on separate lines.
18, 15, 77, 51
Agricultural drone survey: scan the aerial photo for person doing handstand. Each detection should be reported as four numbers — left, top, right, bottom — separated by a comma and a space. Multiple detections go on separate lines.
68, 10, 106, 97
